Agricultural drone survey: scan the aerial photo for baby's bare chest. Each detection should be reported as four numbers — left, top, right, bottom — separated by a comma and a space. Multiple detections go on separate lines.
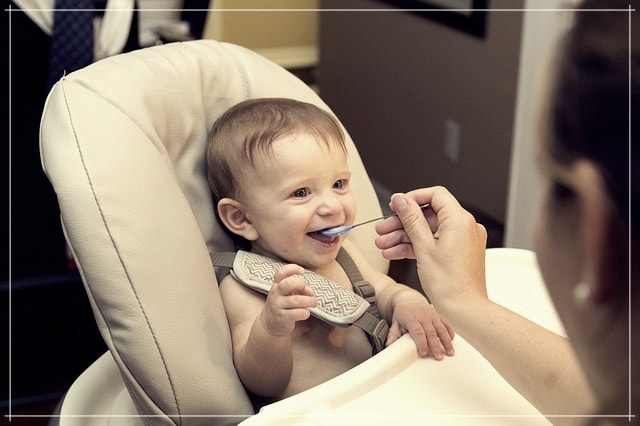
293, 316, 371, 360
286, 317, 371, 396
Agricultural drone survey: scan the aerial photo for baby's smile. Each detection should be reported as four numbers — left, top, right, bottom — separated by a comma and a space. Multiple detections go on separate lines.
307, 230, 339, 244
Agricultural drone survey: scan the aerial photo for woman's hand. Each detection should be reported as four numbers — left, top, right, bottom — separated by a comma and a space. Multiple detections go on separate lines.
375, 187, 488, 313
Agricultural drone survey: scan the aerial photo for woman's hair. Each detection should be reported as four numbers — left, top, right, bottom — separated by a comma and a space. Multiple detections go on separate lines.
206, 98, 346, 202
547, 0, 637, 231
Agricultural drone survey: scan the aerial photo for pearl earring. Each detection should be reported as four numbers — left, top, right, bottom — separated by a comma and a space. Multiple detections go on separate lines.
573, 282, 592, 305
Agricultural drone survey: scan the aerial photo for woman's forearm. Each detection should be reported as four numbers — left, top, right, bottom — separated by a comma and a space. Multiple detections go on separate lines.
443, 298, 596, 422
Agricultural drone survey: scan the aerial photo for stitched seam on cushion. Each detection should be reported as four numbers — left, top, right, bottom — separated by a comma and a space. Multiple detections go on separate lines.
59, 79, 182, 424
220, 42, 251, 99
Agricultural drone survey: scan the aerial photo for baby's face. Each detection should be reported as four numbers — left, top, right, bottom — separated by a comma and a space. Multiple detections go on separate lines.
239, 133, 356, 270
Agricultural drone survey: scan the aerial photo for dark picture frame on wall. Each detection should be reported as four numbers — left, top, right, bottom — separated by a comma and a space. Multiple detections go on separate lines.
380, 0, 489, 38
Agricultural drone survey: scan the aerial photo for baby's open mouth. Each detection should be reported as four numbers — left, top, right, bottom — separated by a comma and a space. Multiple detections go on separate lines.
308, 230, 338, 242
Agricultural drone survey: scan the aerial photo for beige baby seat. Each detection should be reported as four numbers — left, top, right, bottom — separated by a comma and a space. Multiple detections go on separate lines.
40, 39, 387, 425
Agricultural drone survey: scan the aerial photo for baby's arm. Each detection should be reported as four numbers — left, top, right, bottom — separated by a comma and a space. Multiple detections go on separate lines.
341, 239, 454, 360
219, 264, 317, 396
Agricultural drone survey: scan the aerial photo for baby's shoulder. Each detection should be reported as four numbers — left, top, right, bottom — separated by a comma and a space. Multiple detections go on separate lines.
218, 272, 265, 310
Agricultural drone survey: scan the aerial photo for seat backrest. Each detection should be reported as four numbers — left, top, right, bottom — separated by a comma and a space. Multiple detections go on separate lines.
40, 40, 386, 425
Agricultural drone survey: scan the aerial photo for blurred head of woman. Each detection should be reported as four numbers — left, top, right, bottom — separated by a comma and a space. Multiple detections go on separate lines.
533, 0, 638, 417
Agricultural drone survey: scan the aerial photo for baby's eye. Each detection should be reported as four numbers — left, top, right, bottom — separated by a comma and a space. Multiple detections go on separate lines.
293, 188, 309, 198
334, 179, 347, 190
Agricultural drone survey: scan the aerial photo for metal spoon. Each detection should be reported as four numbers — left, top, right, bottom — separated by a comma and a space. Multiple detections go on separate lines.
320, 204, 430, 237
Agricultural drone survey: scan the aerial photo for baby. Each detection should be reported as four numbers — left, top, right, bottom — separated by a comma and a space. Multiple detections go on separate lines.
206, 98, 454, 409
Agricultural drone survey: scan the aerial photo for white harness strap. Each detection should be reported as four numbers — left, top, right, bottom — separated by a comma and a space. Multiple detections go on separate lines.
211, 249, 389, 354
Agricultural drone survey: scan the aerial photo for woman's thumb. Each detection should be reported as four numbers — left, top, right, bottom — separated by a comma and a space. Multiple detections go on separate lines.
390, 194, 433, 247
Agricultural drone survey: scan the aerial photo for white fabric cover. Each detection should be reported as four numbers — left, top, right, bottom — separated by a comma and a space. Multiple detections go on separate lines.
40, 40, 386, 425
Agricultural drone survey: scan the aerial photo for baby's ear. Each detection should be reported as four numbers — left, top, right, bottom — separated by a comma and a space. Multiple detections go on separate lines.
217, 198, 259, 241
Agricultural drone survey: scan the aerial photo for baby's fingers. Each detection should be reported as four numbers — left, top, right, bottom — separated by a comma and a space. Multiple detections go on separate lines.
274, 264, 305, 283
433, 321, 455, 358
273, 280, 316, 310
385, 322, 403, 347
394, 321, 429, 358
421, 319, 456, 360
424, 327, 447, 360
274, 266, 313, 296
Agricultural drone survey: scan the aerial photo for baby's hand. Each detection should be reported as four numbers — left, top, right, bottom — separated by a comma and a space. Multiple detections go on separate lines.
387, 292, 455, 360
260, 264, 317, 337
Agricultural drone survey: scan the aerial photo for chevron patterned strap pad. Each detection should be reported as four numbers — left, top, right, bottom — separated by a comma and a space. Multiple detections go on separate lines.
230, 250, 371, 326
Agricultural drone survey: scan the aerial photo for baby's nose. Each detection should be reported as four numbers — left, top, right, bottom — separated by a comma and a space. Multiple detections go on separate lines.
317, 194, 343, 215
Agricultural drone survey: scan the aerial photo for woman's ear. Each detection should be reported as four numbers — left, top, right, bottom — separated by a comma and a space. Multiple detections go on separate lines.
217, 198, 259, 241
572, 160, 618, 305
